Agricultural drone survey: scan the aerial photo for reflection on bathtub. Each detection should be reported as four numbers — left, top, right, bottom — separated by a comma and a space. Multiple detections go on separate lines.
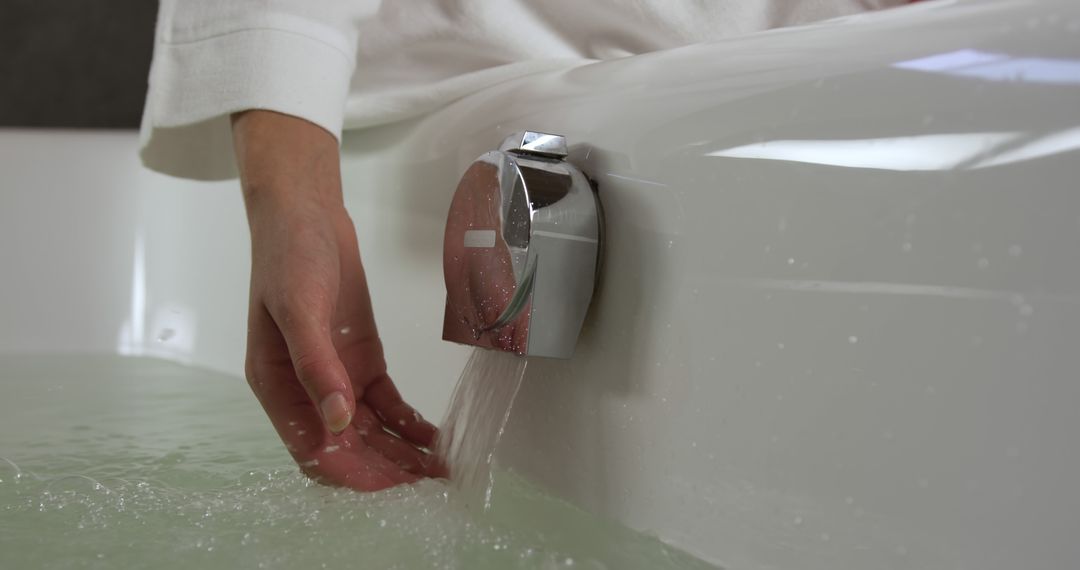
970, 125, 1080, 169
708, 126, 1080, 171
114, 231, 198, 361
707, 132, 1020, 171
115, 232, 146, 356
893, 49, 1080, 85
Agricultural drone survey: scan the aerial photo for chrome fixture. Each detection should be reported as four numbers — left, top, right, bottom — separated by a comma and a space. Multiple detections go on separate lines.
442, 131, 602, 358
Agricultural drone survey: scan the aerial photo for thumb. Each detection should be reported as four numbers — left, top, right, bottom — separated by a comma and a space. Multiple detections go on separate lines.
279, 313, 355, 434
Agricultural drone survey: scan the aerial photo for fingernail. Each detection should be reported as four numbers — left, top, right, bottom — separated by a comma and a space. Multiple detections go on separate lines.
320, 392, 351, 434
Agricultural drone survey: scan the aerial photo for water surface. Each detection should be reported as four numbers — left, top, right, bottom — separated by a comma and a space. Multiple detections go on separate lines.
0, 355, 715, 569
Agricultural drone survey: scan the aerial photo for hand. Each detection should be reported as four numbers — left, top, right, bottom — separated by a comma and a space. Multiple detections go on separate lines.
232, 110, 442, 490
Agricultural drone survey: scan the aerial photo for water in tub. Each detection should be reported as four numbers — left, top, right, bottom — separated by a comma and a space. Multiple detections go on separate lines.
0, 353, 714, 569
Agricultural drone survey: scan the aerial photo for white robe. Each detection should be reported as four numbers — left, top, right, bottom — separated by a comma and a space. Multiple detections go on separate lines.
139, 0, 906, 180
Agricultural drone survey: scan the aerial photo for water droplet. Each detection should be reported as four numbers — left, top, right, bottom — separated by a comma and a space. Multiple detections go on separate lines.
787, 258, 795, 265
1008, 245, 1023, 257
845, 496, 855, 505
339, 326, 352, 335
901, 242, 912, 252
793, 516, 803, 526
156, 328, 176, 343
848, 336, 859, 344
977, 257, 990, 269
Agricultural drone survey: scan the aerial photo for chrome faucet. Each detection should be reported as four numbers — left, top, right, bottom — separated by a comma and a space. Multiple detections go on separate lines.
442, 131, 602, 358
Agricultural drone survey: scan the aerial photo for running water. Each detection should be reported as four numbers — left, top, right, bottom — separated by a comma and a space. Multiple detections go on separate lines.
436, 348, 528, 510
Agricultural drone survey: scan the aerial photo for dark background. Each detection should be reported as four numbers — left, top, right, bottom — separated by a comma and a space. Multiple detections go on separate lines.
0, 0, 158, 128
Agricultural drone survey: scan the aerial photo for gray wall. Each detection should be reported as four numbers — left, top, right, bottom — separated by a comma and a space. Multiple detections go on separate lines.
0, 0, 157, 128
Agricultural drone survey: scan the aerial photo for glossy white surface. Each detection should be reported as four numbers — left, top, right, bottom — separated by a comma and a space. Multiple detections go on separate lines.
3, 0, 1080, 567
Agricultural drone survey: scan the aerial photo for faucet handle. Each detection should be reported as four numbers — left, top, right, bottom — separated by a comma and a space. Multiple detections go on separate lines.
499, 131, 569, 158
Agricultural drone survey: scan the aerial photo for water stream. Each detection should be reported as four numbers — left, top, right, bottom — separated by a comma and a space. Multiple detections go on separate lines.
436, 348, 527, 511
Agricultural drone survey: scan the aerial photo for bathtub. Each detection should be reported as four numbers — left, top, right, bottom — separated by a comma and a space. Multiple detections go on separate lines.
3, 0, 1080, 567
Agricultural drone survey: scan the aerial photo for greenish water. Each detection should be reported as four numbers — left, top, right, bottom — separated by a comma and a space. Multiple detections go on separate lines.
0, 355, 715, 569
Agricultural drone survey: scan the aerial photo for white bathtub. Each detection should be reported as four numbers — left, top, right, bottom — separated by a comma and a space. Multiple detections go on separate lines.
3, 0, 1080, 567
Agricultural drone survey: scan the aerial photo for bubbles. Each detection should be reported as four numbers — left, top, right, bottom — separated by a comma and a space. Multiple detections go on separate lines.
0, 456, 26, 484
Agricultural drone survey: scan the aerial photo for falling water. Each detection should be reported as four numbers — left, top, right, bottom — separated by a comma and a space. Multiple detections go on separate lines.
436, 348, 528, 510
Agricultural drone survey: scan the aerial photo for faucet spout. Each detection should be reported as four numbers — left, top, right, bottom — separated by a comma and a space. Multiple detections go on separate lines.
442, 131, 602, 358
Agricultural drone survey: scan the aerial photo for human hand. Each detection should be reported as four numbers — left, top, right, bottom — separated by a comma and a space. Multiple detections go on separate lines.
232, 110, 443, 490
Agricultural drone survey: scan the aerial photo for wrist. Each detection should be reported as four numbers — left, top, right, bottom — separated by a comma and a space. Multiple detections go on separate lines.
231, 110, 345, 216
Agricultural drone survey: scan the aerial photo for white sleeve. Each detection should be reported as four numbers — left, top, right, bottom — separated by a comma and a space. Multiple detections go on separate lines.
139, 0, 373, 180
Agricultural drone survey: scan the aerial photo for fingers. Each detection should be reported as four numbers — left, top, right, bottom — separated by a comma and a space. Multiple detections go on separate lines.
277, 312, 356, 434
363, 375, 439, 449
300, 434, 421, 491
366, 431, 446, 478
354, 403, 444, 478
